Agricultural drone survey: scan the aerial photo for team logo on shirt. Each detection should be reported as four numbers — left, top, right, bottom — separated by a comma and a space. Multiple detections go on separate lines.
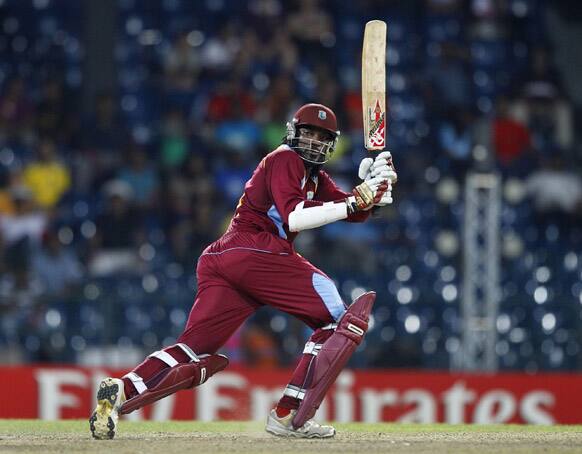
307, 191, 314, 200
318, 110, 327, 120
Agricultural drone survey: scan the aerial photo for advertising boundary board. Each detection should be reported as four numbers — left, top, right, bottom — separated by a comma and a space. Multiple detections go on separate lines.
1, 366, 580, 424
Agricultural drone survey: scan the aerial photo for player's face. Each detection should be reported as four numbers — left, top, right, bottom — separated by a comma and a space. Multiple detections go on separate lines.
298, 127, 333, 143
295, 126, 335, 164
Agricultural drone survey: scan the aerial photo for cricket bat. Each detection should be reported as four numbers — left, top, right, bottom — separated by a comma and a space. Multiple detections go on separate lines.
362, 20, 387, 151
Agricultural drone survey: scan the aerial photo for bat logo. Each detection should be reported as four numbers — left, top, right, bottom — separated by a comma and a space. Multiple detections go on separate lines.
367, 100, 385, 148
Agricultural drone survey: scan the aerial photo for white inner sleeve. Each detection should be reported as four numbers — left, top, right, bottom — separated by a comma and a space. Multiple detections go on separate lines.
288, 201, 348, 232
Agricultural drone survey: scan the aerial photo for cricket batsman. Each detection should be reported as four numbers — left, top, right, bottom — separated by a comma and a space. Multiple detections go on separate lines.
89, 103, 397, 439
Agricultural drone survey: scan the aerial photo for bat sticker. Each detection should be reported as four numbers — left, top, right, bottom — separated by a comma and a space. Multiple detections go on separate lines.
367, 100, 385, 148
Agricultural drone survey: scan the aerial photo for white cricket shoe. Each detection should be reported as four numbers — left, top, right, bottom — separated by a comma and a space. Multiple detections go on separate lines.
265, 409, 335, 438
89, 378, 126, 439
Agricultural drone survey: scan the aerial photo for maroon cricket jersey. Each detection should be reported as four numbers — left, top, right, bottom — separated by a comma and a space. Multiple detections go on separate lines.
217, 145, 370, 252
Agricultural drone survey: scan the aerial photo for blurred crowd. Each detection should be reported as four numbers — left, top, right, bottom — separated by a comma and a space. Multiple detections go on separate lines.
0, 0, 581, 370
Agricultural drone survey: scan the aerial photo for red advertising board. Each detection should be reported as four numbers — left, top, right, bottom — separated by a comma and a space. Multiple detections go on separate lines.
1, 366, 581, 424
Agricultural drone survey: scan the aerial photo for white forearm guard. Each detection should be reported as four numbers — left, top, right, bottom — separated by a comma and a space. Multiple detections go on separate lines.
288, 201, 348, 232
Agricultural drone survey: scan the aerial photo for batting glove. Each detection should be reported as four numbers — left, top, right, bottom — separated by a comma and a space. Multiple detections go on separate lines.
358, 151, 397, 206
346, 176, 389, 214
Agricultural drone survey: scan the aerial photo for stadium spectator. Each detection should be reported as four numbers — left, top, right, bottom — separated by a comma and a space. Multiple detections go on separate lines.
159, 108, 190, 169
0, 186, 48, 272
117, 146, 160, 212
468, 0, 510, 41
200, 21, 240, 75
213, 150, 254, 206
259, 73, 296, 149
492, 95, 532, 175
205, 77, 257, 125
32, 228, 83, 300
22, 138, 71, 210
214, 103, 262, 157
423, 42, 474, 115
87, 180, 143, 277
169, 200, 221, 266
77, 92, 127, 192
164, 151, 218, 265
287, 0, 334, 64
233, 29, 261, 78
169, 197, 220, 266
259, 27, 298, 75
525, 155, 582, 230
170, 152, 213, 200
247, 0, 284, 37
437, 108, 475, 177
510, 45, 573, 152
314, 63, 341, 115
163, 32, 202, 93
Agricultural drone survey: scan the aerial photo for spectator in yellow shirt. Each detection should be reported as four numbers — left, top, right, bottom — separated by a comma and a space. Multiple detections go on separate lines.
23, 138, 71, 209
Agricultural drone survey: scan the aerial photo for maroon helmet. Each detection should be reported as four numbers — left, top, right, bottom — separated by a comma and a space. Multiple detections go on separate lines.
286, 103, 340, 164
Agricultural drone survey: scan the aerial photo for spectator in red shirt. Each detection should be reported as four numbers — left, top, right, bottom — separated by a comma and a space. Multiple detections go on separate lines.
492, 96, 532, 175
205, 77, 256, 124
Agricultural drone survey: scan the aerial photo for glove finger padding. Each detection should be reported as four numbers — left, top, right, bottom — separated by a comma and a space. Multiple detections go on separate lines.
358, 157, 374, 180
371, 168, 398, 182
375, 151, 392, 161
370, 160, 397, 183
370, 160, 394, 173
370, 158, 391, 170
365, 175, 389, 190
377, 191, 393, 206
374, 182, 393, 206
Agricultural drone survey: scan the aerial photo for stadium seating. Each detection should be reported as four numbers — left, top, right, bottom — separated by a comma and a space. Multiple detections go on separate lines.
0, 0, 579, 371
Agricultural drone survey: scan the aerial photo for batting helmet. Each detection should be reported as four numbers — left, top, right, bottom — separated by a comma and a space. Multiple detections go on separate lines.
286, 103, 340, 164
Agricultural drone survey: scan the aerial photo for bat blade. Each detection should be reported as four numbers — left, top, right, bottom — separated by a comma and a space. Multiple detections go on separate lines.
362, 20, 387, 151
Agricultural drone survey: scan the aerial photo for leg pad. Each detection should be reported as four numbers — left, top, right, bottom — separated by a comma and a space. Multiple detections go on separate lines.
292, 292, 376, 428
120, 354, 228, 414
